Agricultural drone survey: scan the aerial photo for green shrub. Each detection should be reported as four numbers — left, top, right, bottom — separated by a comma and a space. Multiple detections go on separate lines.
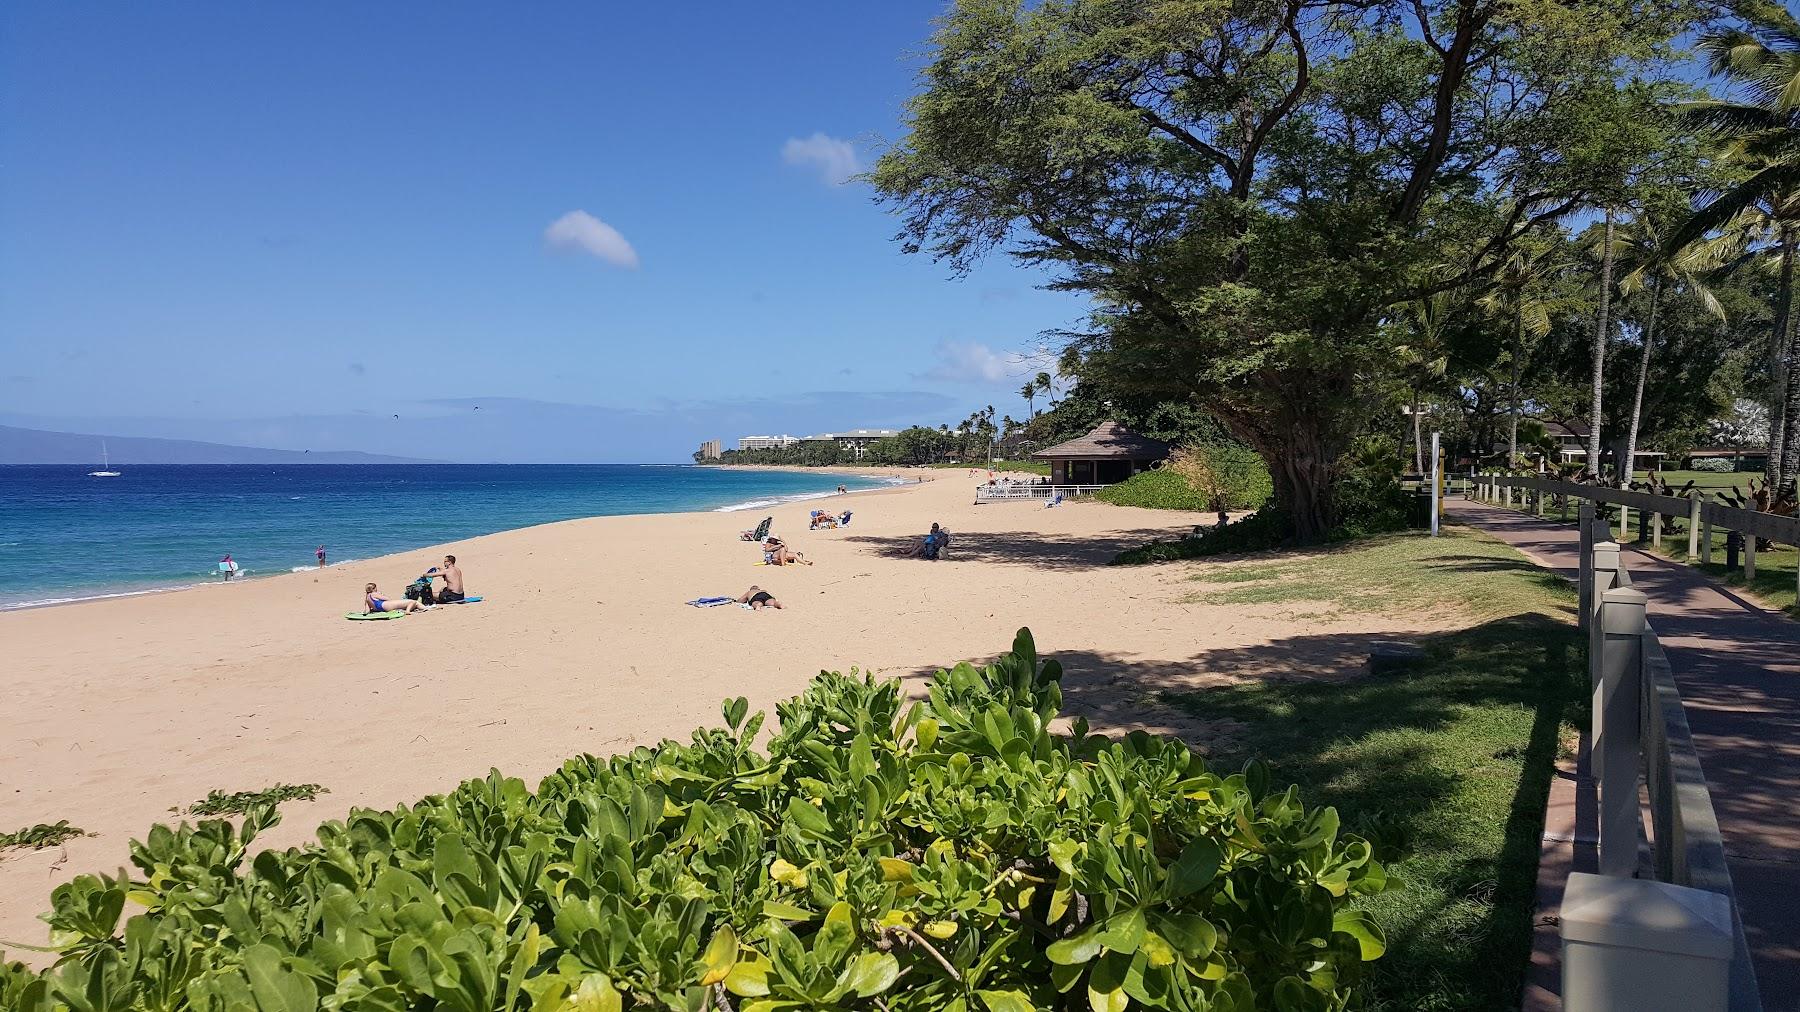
1686, 457, 1734, 473
1, 632, 1394, 1012
1096, 451, 1273, 516
1111, 507, 1294, 564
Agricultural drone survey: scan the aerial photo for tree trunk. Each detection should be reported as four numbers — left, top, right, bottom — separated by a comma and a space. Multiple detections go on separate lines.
1766, 236, 1793, 490
1588, 208, 1615, 480
1508, 299, 1523, 463
1623, 279, 1661, 489
1779, 307, 1800, 498
1234, 410, 1340, 544
1412, 391, 1424, 475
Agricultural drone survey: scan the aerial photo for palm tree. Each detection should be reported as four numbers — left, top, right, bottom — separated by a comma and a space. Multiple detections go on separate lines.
1477, 249, 1560, 464
1020, 381, 1038, 417
1396, 291, 1457, 473
1034, 371, 1055, 408
1589, 208, 1617, 479
1605, 209, 1735, 485
1677, 1, 1800, 496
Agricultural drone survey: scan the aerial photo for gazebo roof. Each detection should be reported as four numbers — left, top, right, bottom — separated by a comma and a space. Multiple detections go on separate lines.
1032, 421, 1171, 460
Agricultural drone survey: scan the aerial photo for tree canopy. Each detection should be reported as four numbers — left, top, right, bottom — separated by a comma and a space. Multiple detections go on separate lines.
875, 0, 1703, 538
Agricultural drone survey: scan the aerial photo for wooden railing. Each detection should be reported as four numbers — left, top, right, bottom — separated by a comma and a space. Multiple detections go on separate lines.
1470, 474, 1800, 596
972, 483, 1108, 504
1569, 513, 1762, 1011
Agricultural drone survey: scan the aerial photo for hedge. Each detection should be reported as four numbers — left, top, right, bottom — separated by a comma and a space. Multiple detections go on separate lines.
2, 631, 1394, 1012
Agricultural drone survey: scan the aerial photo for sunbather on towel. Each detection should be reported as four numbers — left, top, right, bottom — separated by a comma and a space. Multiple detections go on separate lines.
738, 585, 784, 610
763, 537, 811, 566
364, 582, 426, 615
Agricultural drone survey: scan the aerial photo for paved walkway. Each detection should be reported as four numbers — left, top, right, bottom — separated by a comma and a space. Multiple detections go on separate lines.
1453, 500, 1799, 1008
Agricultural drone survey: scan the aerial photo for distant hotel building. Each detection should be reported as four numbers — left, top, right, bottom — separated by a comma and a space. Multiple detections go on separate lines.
802, 429, 901, 460
738, 434, 801, 452
697, 439, 721, 460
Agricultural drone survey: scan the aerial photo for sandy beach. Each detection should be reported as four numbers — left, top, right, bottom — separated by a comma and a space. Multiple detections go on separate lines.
0, 470, 1454, 950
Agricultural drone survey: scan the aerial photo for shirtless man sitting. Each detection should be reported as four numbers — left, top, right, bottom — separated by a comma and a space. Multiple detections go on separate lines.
427, 554, 466, 602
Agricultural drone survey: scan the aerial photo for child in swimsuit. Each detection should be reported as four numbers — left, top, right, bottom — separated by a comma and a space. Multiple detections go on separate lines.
364, 582, 426, 615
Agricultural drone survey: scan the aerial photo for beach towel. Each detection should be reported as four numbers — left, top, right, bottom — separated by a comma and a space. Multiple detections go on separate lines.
439, 595, 484, 605
687, 596, 734, 608
345, 611, 406, 621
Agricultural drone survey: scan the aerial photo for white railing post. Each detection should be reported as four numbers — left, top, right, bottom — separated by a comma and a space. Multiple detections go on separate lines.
1578, 501, 1596, 632
1597, 586, 1646, 877
1561, 872, 1734, 1012
1688, 493, 1702, 560
1745, 534, 1757, 581
1621, 503, 1633, 543
1588, 540, 1620, 785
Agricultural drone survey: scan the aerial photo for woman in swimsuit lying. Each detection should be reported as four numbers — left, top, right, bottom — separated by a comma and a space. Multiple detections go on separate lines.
737, 585, 783, 610
364, 581, 427, 615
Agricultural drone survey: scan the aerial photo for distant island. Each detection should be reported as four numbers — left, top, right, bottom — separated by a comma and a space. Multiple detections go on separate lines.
0, 425, 440, 465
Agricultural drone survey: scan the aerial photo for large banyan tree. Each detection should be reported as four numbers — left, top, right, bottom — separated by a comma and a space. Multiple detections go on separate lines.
873, 0, 1697, 540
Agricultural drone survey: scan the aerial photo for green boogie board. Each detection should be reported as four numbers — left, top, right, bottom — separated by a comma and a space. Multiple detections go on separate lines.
345, 611, 406, 621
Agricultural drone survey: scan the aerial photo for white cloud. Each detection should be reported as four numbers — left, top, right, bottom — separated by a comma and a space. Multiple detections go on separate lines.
543, 210, 640, 268
920, 341, 1015, 383
782, 132, 862, 185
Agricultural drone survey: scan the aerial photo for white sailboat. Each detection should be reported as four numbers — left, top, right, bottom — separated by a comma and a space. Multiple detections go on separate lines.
88, 441, 120, 477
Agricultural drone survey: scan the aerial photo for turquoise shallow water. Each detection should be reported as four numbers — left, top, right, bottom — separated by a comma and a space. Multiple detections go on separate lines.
0, 464, 885, 609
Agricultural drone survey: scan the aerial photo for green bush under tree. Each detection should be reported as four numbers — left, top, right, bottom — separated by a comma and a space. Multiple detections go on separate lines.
2, 632, 1395, 1012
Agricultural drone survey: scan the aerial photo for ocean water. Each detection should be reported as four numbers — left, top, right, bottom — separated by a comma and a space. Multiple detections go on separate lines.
0, 464, 889, 610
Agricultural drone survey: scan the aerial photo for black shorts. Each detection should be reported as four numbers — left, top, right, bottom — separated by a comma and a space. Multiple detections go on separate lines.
438, 589, 465, 603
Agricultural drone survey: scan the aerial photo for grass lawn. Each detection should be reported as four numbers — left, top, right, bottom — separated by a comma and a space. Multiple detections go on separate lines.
1632, 468, 1766, 494
1168, 528, 1584, 1011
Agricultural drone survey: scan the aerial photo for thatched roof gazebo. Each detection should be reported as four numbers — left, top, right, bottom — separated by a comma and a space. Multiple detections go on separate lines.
1032, 421, 1170, 485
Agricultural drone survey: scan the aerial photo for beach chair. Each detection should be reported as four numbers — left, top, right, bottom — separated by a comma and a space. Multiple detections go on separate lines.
838, 511, 852, 527
740, 516, 772, 542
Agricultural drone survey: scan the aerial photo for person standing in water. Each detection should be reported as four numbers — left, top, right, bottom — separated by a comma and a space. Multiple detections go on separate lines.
218, 554, 238, 580
316, 545, 327, 568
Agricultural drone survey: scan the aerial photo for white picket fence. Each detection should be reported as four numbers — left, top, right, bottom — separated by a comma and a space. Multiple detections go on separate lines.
972, 483, 1108, 504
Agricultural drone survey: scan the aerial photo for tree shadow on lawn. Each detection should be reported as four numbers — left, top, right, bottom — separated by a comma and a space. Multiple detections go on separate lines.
901, 612, 1580, 1011
843, 526, 1196, 571
1171, 614, 1580, 1011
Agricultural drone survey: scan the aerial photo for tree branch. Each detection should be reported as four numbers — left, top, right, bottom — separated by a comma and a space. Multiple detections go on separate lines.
1395, 0, 1490, 223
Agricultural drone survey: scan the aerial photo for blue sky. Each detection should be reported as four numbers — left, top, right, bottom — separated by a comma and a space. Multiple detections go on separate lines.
0, 3, 1086, 462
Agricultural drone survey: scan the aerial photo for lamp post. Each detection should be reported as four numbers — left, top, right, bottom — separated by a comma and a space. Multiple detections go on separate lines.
1430, 431, 1442, 536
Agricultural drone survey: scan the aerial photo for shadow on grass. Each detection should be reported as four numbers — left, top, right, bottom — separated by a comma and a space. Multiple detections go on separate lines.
843, 526, 1198, 571
1155, 613, 1582, 1012
897, 611, 1580, 1009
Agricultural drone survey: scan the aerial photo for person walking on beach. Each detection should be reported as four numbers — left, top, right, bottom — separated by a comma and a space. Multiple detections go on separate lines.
426, 554, 466, 602
316, 545, 327, 568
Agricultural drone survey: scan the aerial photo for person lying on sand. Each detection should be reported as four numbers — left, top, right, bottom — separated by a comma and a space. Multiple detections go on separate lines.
364, 582, 427, 615
425, 554, 466, 603
762, 537, 811, 566
737, 585, 783, 610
